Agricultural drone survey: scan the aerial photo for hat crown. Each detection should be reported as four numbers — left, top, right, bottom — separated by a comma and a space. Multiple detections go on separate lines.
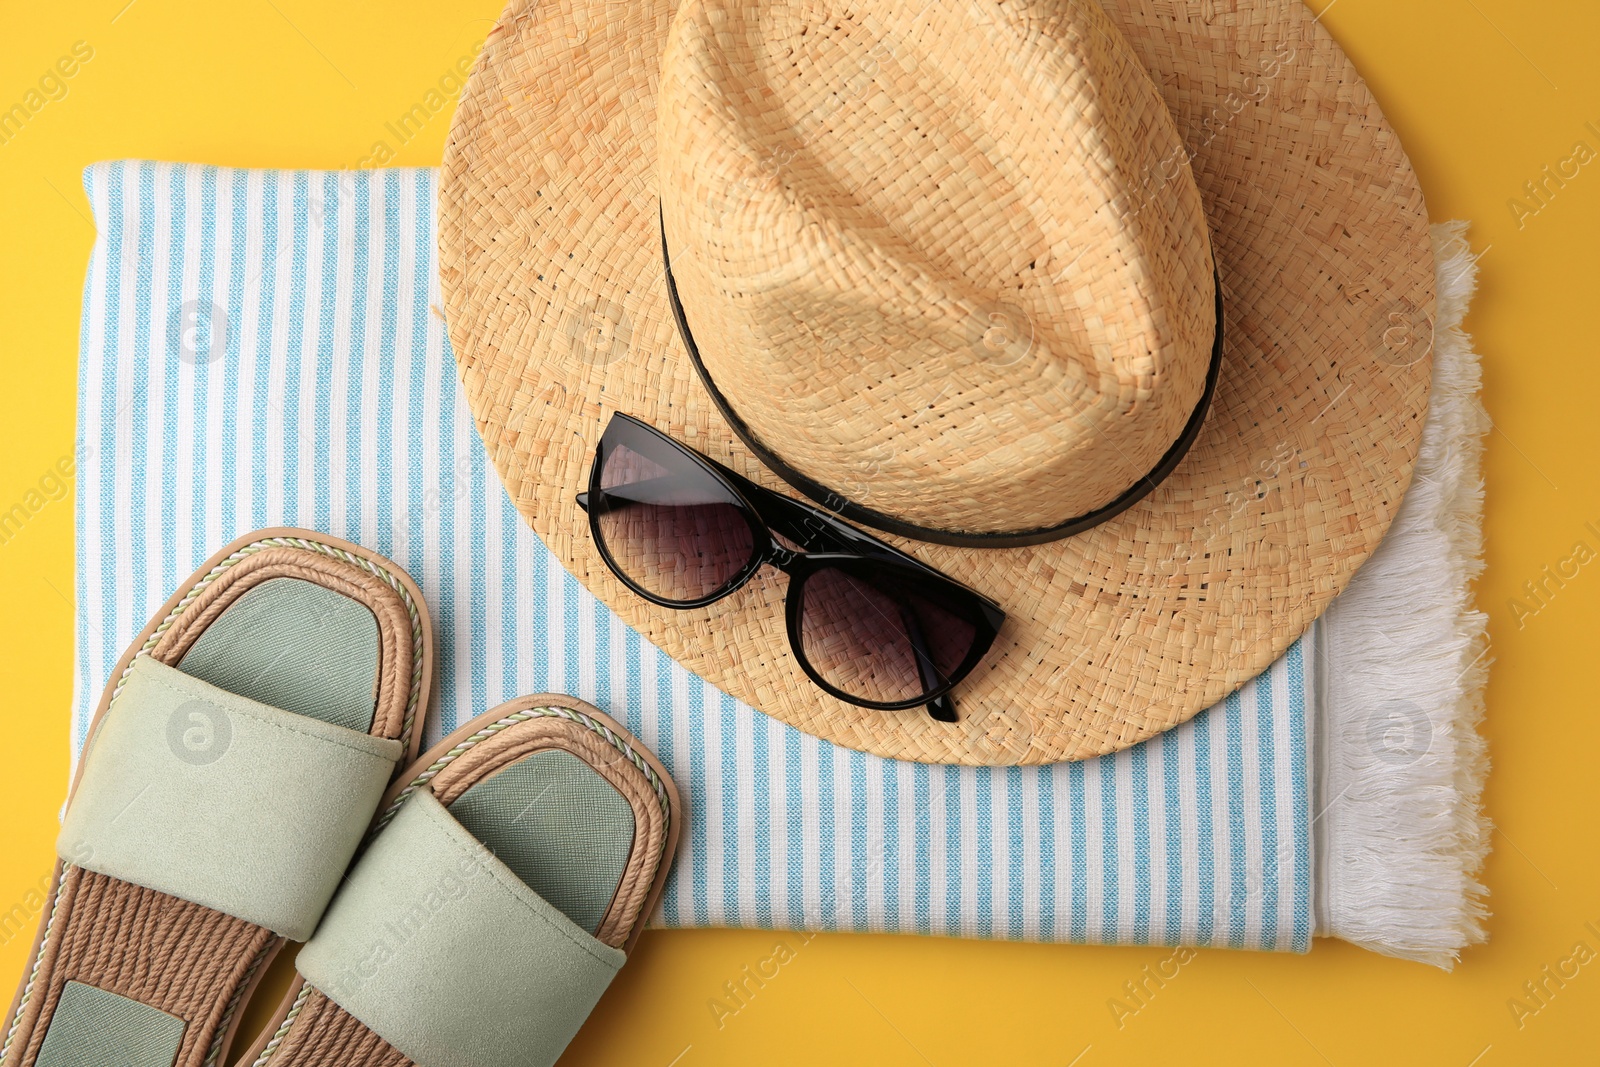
658, 0, 1216, 537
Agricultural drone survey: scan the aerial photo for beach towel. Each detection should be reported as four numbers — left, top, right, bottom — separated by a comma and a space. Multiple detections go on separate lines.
65, 161, 1489, 966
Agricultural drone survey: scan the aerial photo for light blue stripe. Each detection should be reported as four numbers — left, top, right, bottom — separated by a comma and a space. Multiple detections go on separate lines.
592, 598, 611, 711
1099, 758, 1119, 942
1005, 767, 1023, 939
783, 717, 804, 930
531, 547, 550, 697
1068, 761, 1087, 941
974, 767, 993, 934
912, 762, 930, 935
1289, 638, 1312, 951
1038, 765, 1057, 940
501, 491, 521, 704
281, 172, 310, 525
1225, 690, 1248, 948
882, 762, 900, 929
1256, 674, 1280, 951
720, 693, 740, 926
849, 750, 868, 928
530, 523, 550, 693
249, 171, 280, 530
1130, 743, 1151, 944
751, 711, 773, 927
1193, 712, 1215, 943
687, 674, 709, 925
344, 174, 371, 535
1161, 729, 1183, 944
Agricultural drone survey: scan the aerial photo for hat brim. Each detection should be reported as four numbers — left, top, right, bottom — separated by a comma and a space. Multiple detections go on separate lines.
439, 0, 1435, 765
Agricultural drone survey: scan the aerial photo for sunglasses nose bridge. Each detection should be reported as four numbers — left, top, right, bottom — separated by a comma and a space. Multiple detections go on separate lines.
764, 543, 803, 575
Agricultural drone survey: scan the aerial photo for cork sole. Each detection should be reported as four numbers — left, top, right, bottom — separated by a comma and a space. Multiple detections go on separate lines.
2, 529, 434, 1067
232, 694, 682, 1067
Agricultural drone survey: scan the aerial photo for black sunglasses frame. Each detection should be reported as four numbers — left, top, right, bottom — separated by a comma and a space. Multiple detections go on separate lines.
577, 413, 1006, 721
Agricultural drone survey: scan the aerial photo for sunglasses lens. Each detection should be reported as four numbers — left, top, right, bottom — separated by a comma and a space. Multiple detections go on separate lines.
797, 564, 979, 706
595, 442, 757, 604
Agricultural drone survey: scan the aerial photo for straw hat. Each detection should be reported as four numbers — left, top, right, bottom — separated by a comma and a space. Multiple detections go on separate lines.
439, 0, 1435, 765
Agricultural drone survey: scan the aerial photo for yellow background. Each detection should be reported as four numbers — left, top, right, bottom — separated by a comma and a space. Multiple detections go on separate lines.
2, 1, 1597, 1063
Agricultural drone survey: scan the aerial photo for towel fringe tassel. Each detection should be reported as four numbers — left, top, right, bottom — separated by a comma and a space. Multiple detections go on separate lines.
1315, 221, 1492, 969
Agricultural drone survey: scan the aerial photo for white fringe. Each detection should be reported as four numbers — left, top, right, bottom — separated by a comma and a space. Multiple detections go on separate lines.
1313, 221, 1492, 968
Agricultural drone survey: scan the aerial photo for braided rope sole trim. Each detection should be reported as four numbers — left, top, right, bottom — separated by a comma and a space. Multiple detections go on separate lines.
200, 940, 277, 1067
245, 983, 315, 1067
0, 871, 67, 1065
2, 536, 426, 1067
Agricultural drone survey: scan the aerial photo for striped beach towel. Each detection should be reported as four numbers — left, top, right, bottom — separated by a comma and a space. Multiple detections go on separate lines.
68, 161, 1489, 964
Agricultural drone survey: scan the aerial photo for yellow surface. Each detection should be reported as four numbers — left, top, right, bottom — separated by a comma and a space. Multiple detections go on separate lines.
1, 1, 1596, 1064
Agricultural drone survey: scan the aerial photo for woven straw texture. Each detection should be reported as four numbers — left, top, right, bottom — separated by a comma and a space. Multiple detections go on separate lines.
438, 0, 1435, 765
658, 0, 1217, 534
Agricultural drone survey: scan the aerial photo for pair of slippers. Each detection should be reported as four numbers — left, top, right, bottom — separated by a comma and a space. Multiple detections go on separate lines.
3, 529, 681, 1067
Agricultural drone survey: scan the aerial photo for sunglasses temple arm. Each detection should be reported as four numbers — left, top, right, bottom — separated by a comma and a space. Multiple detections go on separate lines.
924, 690, 958, 723
900, 603, 958, 723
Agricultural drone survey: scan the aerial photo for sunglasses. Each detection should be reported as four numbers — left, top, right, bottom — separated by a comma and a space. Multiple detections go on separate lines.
576, 414, 1005, 721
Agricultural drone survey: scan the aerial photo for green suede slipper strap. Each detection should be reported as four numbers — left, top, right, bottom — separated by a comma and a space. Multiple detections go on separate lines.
297, 789, 627, 1067
57, 656, 403, 940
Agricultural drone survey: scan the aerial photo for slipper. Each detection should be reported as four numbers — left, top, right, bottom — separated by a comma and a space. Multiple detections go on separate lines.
233, 693, 680, 1067
3, 529, 433, 1067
